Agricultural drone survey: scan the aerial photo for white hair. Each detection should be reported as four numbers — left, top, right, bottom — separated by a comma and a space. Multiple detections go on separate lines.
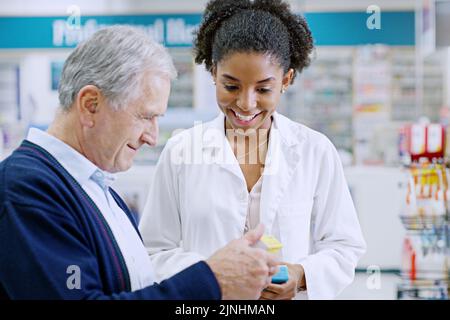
58, 25, 177, 110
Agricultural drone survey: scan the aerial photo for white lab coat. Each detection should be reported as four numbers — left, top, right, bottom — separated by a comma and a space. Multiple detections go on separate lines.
139, 112, 366, 299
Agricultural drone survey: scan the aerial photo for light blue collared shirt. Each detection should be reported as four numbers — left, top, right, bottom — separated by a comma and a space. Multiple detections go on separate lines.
26, 128, 155, 291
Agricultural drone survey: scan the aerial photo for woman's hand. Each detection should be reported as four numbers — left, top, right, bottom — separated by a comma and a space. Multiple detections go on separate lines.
259, 263, 306, 300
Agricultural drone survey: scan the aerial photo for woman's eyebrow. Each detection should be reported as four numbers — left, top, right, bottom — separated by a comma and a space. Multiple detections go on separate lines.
221, 74, 275, 83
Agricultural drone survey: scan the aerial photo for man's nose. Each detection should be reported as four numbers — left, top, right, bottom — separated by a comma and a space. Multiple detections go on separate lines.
141, 118, 159, 147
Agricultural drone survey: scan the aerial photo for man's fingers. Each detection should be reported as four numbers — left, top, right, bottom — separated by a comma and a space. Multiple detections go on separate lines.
269, 265, 279, 277
265, 252, 280, 268
243, 223, 265, 245
265, 277, 272, 288
260, 289, 284, 300
264, 284, 283, 294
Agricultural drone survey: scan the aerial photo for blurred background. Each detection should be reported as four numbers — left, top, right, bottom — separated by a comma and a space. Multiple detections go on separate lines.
1, 0, 449, 299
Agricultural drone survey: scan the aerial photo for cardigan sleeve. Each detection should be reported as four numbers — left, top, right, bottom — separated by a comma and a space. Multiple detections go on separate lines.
0, 200, 220, 300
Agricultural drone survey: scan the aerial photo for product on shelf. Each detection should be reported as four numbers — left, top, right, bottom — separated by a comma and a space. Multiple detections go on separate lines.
398, 160, 449, 300
400, 122, 446, 163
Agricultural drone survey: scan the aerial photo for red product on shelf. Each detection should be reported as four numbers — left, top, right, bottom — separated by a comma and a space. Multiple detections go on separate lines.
404, 123, 445, 162
402, 237, 416, 281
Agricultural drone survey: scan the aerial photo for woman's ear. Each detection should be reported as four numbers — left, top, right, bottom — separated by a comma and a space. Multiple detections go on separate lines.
281, 68, 295, 92
211, 65, 217, 85
283, 68, 295, 86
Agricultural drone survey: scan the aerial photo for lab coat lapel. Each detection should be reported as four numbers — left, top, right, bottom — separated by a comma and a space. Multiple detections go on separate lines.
201, 114, 245, 182
260, 113, 303, 233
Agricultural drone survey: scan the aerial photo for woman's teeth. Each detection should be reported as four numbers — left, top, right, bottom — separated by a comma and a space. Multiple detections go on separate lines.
235, 111, 258, 122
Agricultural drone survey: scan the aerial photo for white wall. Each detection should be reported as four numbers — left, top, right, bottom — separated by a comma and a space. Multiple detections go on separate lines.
0, 0, 210, 15
0, 0, 415, 16
19, 51, 70, 126
345, 166, 407, 270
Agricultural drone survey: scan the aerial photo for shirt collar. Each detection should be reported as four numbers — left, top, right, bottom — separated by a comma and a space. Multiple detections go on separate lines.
26, 128, 116, 188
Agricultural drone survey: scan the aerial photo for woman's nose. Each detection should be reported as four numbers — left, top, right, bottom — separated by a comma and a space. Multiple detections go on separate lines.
237, 91, 257, 111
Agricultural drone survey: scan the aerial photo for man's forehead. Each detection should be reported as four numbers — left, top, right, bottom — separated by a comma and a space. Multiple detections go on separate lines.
143, 73, 171, 90
138, 95, 168, 116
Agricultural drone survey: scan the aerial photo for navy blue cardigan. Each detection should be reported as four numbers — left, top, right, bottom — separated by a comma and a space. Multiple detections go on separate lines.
0, 140, 221, 300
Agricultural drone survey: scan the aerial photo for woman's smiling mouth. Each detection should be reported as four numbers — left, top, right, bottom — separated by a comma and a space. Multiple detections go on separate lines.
231, 109, 261, 124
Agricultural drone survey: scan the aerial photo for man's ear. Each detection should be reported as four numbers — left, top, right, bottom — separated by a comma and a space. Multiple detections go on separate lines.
76, 85, 102, 128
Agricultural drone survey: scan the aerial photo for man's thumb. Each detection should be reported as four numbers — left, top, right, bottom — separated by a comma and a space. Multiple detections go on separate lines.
243, 223, 265, 245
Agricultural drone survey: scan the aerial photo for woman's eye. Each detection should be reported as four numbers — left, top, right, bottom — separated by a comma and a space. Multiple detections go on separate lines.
257, 88, 271, 93
224, 85, 239, 91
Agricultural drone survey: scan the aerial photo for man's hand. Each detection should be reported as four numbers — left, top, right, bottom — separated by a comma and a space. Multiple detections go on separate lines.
206, 224, 279, 300
260, 263, 306, 300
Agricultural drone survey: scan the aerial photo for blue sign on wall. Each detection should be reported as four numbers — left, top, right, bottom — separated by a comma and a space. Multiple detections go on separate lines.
0, 14, 201, 48
0, 11, 415, 49
50, 61, 64, 91
307, 12, 415, 46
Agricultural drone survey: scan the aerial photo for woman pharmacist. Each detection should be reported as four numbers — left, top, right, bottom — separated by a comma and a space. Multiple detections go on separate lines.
139, 0, 366, 300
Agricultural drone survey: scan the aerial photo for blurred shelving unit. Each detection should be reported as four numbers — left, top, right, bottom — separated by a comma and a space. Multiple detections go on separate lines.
0, 63, 20, 123
391, 47, 417, 122
280, 47, 354, 153
397, 163, 449, 300
0, 62, 22, 160
352, 45, 392, 165
423, 52, 445, 122
167, 47, 195, 109
133, 47, 204, 166
279, 45, 446, 167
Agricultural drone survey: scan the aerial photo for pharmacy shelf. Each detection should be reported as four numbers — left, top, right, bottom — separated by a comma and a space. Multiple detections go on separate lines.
397, 164, 450, 300
282, 47, 354, 152
167, 47, 194, 109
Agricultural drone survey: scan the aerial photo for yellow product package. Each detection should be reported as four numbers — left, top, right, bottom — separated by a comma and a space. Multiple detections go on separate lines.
256, 235, 283, 254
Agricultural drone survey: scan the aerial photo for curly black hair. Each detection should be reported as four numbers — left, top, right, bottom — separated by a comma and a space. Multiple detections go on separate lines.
193, 0, 314, 83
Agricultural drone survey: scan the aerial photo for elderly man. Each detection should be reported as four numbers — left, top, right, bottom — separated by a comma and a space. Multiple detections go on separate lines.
0, 26, 278, 299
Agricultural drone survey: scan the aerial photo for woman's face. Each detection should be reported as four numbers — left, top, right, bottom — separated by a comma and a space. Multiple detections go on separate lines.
213, 52, 293, 132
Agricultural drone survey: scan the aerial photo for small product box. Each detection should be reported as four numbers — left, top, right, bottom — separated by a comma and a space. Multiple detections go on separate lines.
255, 235, 283, 254
271, 265, 289, 284
255, 235, 289, 284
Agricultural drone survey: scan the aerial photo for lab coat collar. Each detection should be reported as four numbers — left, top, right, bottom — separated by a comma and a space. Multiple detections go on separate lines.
200, 113, 242, 180
200, 113, 226, 149
200, 112, 305, 233
201, 112, 305, 149
272, 112, 306, 147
